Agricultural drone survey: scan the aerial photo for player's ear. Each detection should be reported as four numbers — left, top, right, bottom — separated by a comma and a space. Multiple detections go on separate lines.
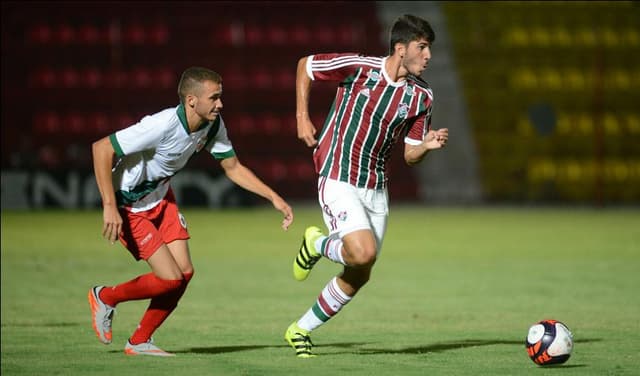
186, 94, 196, 108
394, 42, 406, 58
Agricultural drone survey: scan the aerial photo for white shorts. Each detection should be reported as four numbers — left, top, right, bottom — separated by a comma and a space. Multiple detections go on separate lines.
317, 176, 389, 253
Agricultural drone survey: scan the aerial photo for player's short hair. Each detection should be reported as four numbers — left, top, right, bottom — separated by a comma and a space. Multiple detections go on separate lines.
177, 67, 222, 104
388, 14, 435, 55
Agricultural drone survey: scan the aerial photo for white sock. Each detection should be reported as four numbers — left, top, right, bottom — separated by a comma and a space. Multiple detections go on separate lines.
297, 277, 352, 332
317, 234, 346, 265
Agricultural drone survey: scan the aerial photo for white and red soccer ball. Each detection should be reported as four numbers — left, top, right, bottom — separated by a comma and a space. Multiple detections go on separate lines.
526, 319, 573, 366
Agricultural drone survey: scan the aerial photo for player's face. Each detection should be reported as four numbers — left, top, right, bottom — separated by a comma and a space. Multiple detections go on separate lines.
194, 80, 223, 122
401, 38, 431, 76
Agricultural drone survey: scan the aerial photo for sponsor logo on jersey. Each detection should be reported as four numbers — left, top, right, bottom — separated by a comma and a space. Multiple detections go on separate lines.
178, 212, 187, 228
359, 88, 370, 98
366, 69, 380, 82
405, 85, 415, 96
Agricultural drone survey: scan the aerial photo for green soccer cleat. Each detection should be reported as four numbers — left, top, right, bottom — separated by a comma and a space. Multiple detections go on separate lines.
293, 226, 324, 281
284, 321, 316, 358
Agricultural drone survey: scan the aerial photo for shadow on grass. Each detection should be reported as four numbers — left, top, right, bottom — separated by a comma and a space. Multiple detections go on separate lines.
174, 338, 600, 356
350, 338, 602, 356
2, 322, 80, 327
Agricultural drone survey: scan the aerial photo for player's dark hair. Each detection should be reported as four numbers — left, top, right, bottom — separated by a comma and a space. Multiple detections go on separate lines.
389, 14, 435, 55
178, 67, 222, 104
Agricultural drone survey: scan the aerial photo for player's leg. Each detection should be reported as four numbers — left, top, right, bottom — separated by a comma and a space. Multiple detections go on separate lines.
293, 177, 375, 280
286, 180, 387, 357
128, 240, 193, 347
89, 208, 182, 345
126, 199, 192, 353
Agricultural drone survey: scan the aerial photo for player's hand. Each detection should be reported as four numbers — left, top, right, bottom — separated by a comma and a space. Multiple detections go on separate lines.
424, 128, 448, 150
102, 204, 122, 244
297, 118, 318, 147
272, 196, 294, 231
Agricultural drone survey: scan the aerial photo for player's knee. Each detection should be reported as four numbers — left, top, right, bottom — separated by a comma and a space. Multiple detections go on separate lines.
156, 277, 184, 294
349, 246, 377, 268
183, 268, 194, 282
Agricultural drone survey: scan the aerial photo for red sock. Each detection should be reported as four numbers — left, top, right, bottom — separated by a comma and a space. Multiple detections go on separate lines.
99, 272, 183, 307
129, 272, 194, 345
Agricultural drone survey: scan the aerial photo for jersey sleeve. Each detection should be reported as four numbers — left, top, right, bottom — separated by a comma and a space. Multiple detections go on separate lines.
404, 90, 434, 145
110, 114, 167, 157
404, 114, 432, 145
205, 116, 236, 160
307, 53, 365, 82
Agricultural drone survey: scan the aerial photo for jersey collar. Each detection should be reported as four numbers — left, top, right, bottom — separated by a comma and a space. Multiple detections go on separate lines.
176, 103, 190, 134
176, 103, 210, 134
381, 56, 407, 88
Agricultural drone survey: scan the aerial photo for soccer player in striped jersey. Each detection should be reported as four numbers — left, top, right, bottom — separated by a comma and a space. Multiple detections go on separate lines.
89, 67, 294, 356
285, 15, 448, 357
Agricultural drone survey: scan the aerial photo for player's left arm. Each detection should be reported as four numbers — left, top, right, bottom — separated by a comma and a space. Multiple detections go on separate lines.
404, 127, 448, 165
219, 156, 293, 230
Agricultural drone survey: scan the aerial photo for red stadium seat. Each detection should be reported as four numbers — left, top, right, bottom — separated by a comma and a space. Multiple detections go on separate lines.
28, 24, 52, 44
244, 23, 263, 45
104, 69, 127, 89
155, 67, 175, 89
33, 112, 61, 134
64, 112, 86, 134
289, 24, 311, 45
55, 24, 76, 44
260, 113, 281, 135
29, 67, 57, 88
81, 67, 103, 88
265, 23, 287, 45
38, 145, 62, 168
273, 68, 296, 91
314, 24, 336, 45
124, 23, 146, 44
60, 67, 80, 88
131, 67, 153, 88
250, 67, 272, 90
87, 112, 110, 135
148, 23, 169, 45
222, 67, 247, 90
78, 24, 102, 45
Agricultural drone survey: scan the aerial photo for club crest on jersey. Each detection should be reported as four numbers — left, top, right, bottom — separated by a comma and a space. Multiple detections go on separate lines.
195, 136, 207, 152
366, 69, 380, 82
397, 103, 409, 118
337, 210, 348, 222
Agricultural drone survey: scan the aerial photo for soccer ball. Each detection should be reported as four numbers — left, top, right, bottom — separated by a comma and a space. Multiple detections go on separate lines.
525, 319, 573, 366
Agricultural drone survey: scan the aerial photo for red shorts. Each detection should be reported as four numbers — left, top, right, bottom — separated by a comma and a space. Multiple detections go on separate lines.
118, 189, 190, 261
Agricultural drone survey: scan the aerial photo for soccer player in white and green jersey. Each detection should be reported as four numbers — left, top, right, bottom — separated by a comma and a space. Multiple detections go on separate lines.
89, 67, 294, 356
285, 15, 448, 357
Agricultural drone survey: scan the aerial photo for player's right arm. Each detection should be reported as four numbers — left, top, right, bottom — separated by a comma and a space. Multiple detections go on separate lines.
92, 136, 122, 244
296, 56, 317, 147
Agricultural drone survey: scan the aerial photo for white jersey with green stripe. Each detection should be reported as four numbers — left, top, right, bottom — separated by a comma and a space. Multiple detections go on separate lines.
307, 53, 433, 189
109, 104, 235, 212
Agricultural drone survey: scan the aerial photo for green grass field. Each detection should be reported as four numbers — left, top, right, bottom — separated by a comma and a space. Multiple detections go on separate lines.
2, 206, 639, 375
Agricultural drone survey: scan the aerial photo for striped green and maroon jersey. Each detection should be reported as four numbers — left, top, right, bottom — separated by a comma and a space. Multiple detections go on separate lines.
307, 53, 433, 189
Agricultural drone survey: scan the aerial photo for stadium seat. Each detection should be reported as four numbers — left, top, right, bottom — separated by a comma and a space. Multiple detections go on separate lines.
28, 23, 53, 44
124, 23, 146, 44
55, 23, 76, 44
78, 24, 102, 45
60, 67, 80, 88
